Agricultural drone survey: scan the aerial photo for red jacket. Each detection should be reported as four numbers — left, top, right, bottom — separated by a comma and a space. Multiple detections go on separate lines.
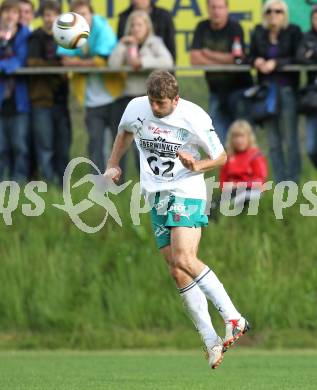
220, 147, 268, 189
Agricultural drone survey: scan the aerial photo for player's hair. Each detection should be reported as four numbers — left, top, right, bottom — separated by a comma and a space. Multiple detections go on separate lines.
18, 0, 34, 11
226, 120, 257, 156
146, 70, 179, 100
262, 0, 289, 29
40, 0, 61, 16
124, 10, 153, 38
70, 0, 94, 14
0, 0, 20, 15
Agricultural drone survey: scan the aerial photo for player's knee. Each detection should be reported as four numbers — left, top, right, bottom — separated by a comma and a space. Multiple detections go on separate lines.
169, 265, 184, 284
172, 251, 195, 275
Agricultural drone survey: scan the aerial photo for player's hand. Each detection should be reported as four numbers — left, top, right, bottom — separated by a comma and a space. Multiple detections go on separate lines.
104, 166, 122, 184
177, 151, 199, 172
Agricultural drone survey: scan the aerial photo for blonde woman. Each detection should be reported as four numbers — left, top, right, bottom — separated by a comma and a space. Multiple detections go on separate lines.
220, 120, 268, 208
109, 10, 173, 100
249, 0, 302, 183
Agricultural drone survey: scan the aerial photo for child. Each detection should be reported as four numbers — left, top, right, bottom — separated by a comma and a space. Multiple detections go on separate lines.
220, 120, 268, 209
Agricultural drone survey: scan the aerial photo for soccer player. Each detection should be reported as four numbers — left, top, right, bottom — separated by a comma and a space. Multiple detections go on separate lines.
105, 70, 249, 369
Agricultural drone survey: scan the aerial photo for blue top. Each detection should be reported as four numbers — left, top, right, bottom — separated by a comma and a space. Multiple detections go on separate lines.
0, 24, 30, 113
57, 15, 117, 58
267, 43, 289, 86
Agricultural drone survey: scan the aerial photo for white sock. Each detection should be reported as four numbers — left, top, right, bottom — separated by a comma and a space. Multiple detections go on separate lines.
179, 281, 219, 347
195, 267, 240, 322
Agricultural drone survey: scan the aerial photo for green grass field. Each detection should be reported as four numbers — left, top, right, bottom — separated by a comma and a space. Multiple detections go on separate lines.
0, 77, 316, 389
0, 77, 316, 351
1, 349, 317, 390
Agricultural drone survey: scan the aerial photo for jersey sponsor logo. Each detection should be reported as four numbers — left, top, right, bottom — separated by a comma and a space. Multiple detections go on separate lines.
173, 214, 181, 222
137, 117, 146, 126
168, 203, 186, 213
149, 125, 171, 136
139, 136, 181, 158
169, 203, 191, 221
176, 128, 190, 142
154, 224, 169, 238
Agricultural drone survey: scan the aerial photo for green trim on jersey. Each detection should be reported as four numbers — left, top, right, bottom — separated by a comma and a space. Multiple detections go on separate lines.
150, 192, 208, 249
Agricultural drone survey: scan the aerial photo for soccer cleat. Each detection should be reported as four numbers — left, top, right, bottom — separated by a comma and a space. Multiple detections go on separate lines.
223, 317, 250, 350
204, 337, 225, 369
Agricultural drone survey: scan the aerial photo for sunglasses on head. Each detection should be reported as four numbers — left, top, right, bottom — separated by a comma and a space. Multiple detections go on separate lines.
266, 8, 284, 15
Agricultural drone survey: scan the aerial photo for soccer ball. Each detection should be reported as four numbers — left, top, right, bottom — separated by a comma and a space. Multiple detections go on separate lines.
53, 12, 90, 49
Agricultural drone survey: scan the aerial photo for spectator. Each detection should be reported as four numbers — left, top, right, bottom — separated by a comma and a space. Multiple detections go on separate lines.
118, 0, 176, 61
190, 0, 253, 145
109, 10, 173, 118
249, 0, 302, 183
57, 0, 124, 173
109, 10, 173, 174
28, 0, 71, 185
0, 0, 30, 183
19, 0, 34, 28
296, 6, 317, 168
220, 120, 268, 209
19, 0, 35, 181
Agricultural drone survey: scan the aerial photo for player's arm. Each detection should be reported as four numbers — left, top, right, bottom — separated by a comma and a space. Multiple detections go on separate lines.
105, 131, 134, 183
178, 111, 227, 173
177, 150, 227, 173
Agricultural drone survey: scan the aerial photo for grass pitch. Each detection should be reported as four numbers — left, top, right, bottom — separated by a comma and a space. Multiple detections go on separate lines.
0, 349, 316, 390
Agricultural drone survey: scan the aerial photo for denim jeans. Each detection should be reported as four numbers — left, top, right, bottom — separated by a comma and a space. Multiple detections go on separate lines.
86, 101, 137, 179
209, 88, 250, 145
111, 96, 140, 176
0, 113, 30, 182
85, 103, 116, 173
32, 105, 71, 184
305, 115, 317, 168
264, 86, 301, 183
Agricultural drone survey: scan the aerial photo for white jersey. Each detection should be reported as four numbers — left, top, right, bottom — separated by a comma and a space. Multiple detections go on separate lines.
118, 96, 224, 200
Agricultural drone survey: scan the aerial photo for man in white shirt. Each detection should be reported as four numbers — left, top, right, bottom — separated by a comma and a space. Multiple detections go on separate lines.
105, 70, 249, 370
